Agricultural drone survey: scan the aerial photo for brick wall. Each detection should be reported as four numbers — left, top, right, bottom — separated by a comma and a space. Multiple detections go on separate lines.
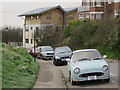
65, 10, 79, 25
25, 8, 64, 26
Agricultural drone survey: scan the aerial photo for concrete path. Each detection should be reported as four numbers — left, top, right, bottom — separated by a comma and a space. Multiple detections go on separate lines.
32, 59, 64, 88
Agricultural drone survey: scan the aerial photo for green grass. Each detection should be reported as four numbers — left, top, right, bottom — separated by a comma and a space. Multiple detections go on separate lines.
1, 43, 39, 88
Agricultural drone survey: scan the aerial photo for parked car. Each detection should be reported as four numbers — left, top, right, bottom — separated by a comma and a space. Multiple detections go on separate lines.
53, 46, 72, 66
29, 48, 39, 57
67, 49, 110, 85
36, 46, 54, 60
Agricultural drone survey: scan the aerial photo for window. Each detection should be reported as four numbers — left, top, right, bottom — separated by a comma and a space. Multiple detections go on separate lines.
36, 27, 38, 30
108, 0, 112, 4
85, 0, 90, 5
115, 9, 120, 14
26, 16, 30, 19
91, 0, 95, 6
86, 14, 89, 18
79, 15, 84, 20
96, 0, 101, 6
30, 16, 33, 19
46, 14, 51, 19
25, 39, 29, 43
31, 39, 33, 44
25, 27, 29, 31
69, 14, 74, 20
96, 14, 101, 19
58, 14, 62, 20
36, 15, 39, 19
30, 27, 33, 30
90, 14, 94, 20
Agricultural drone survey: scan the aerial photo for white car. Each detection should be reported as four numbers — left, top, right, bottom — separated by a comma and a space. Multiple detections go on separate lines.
36, 46, 54, 60
67, 49, 110, 85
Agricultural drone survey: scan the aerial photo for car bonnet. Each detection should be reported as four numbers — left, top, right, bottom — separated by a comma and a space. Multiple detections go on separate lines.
70, 59, 108, 70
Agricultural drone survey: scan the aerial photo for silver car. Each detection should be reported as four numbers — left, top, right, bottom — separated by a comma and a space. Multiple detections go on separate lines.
36, 46, 54, 60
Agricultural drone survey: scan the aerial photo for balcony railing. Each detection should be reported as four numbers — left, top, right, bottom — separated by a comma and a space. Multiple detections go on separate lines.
78, 5, 90, 13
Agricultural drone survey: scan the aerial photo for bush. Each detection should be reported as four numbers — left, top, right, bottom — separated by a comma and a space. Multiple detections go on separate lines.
63, 18, 119, 59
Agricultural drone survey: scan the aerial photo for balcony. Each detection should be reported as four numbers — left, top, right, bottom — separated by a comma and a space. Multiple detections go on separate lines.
78, 5, 90, 13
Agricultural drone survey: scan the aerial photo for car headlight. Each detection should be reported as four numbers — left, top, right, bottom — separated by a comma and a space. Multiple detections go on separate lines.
102, 65, 108, 71
55, 56, 60, 59
74, 68, 80, 74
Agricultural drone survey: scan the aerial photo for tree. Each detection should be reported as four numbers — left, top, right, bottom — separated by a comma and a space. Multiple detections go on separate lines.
34, 27, 63, 47
1, 26, 23, 43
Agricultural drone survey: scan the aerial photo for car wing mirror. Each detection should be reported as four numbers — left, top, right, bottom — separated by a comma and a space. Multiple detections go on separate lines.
103, 55, 107, 59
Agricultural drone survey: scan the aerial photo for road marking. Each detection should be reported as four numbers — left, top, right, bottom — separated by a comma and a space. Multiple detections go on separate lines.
112, 81, 116, 84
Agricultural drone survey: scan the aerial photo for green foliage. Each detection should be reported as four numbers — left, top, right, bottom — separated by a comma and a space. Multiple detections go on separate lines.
63, 19, 119, 59
63, 19, 90, 38
1, 43, 39, 88
35, 18, 119, 60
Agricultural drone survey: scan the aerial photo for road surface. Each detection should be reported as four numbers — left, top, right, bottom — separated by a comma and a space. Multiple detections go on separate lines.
56, 59, 118, 88
33, 59, 119, 89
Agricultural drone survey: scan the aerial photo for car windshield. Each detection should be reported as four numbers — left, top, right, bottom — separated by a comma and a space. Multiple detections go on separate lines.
71, 51, 102, 61
41, 47, 53, 52
55, 47, 72, 54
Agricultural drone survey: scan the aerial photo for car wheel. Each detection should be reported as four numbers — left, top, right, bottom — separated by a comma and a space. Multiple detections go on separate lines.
104, 78, 110, 82
40, 55, 43, 60
69, 71, 71, 81
53, 60, 55, 65
54, 60, 59, 66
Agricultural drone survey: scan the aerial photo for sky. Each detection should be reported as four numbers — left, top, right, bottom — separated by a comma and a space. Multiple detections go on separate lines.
0, 0, 120, 27
0, 0, 81, 27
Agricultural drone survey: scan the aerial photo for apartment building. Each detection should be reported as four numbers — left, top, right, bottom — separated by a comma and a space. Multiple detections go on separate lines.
18, 5, 78, 48
78, 0, 120, 20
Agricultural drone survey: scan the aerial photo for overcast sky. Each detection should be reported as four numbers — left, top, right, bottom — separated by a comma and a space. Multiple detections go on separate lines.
0, 0, 120, 27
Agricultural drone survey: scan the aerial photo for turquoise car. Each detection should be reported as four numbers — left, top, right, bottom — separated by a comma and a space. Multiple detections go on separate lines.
67, 49, 110, 85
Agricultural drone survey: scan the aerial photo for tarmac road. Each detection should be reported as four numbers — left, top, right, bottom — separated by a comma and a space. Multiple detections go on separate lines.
33, 59, 119, 89
55, 59, 119, 88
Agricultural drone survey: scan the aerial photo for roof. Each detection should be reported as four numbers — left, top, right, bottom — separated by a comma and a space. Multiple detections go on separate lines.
73, 49, 98, 54
64, 7, 78, 14
18, 5, 78, 16
18, 5, 66, 16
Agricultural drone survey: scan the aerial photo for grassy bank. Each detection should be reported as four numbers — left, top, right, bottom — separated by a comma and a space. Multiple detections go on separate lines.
1, 43, 39, 88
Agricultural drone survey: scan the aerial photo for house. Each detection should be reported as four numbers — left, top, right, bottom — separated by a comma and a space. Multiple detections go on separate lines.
78, 0, 120, 20
18, 5, 78, 48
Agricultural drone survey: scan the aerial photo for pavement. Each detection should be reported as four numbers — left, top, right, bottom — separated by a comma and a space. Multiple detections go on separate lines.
33, 59, 64, 88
